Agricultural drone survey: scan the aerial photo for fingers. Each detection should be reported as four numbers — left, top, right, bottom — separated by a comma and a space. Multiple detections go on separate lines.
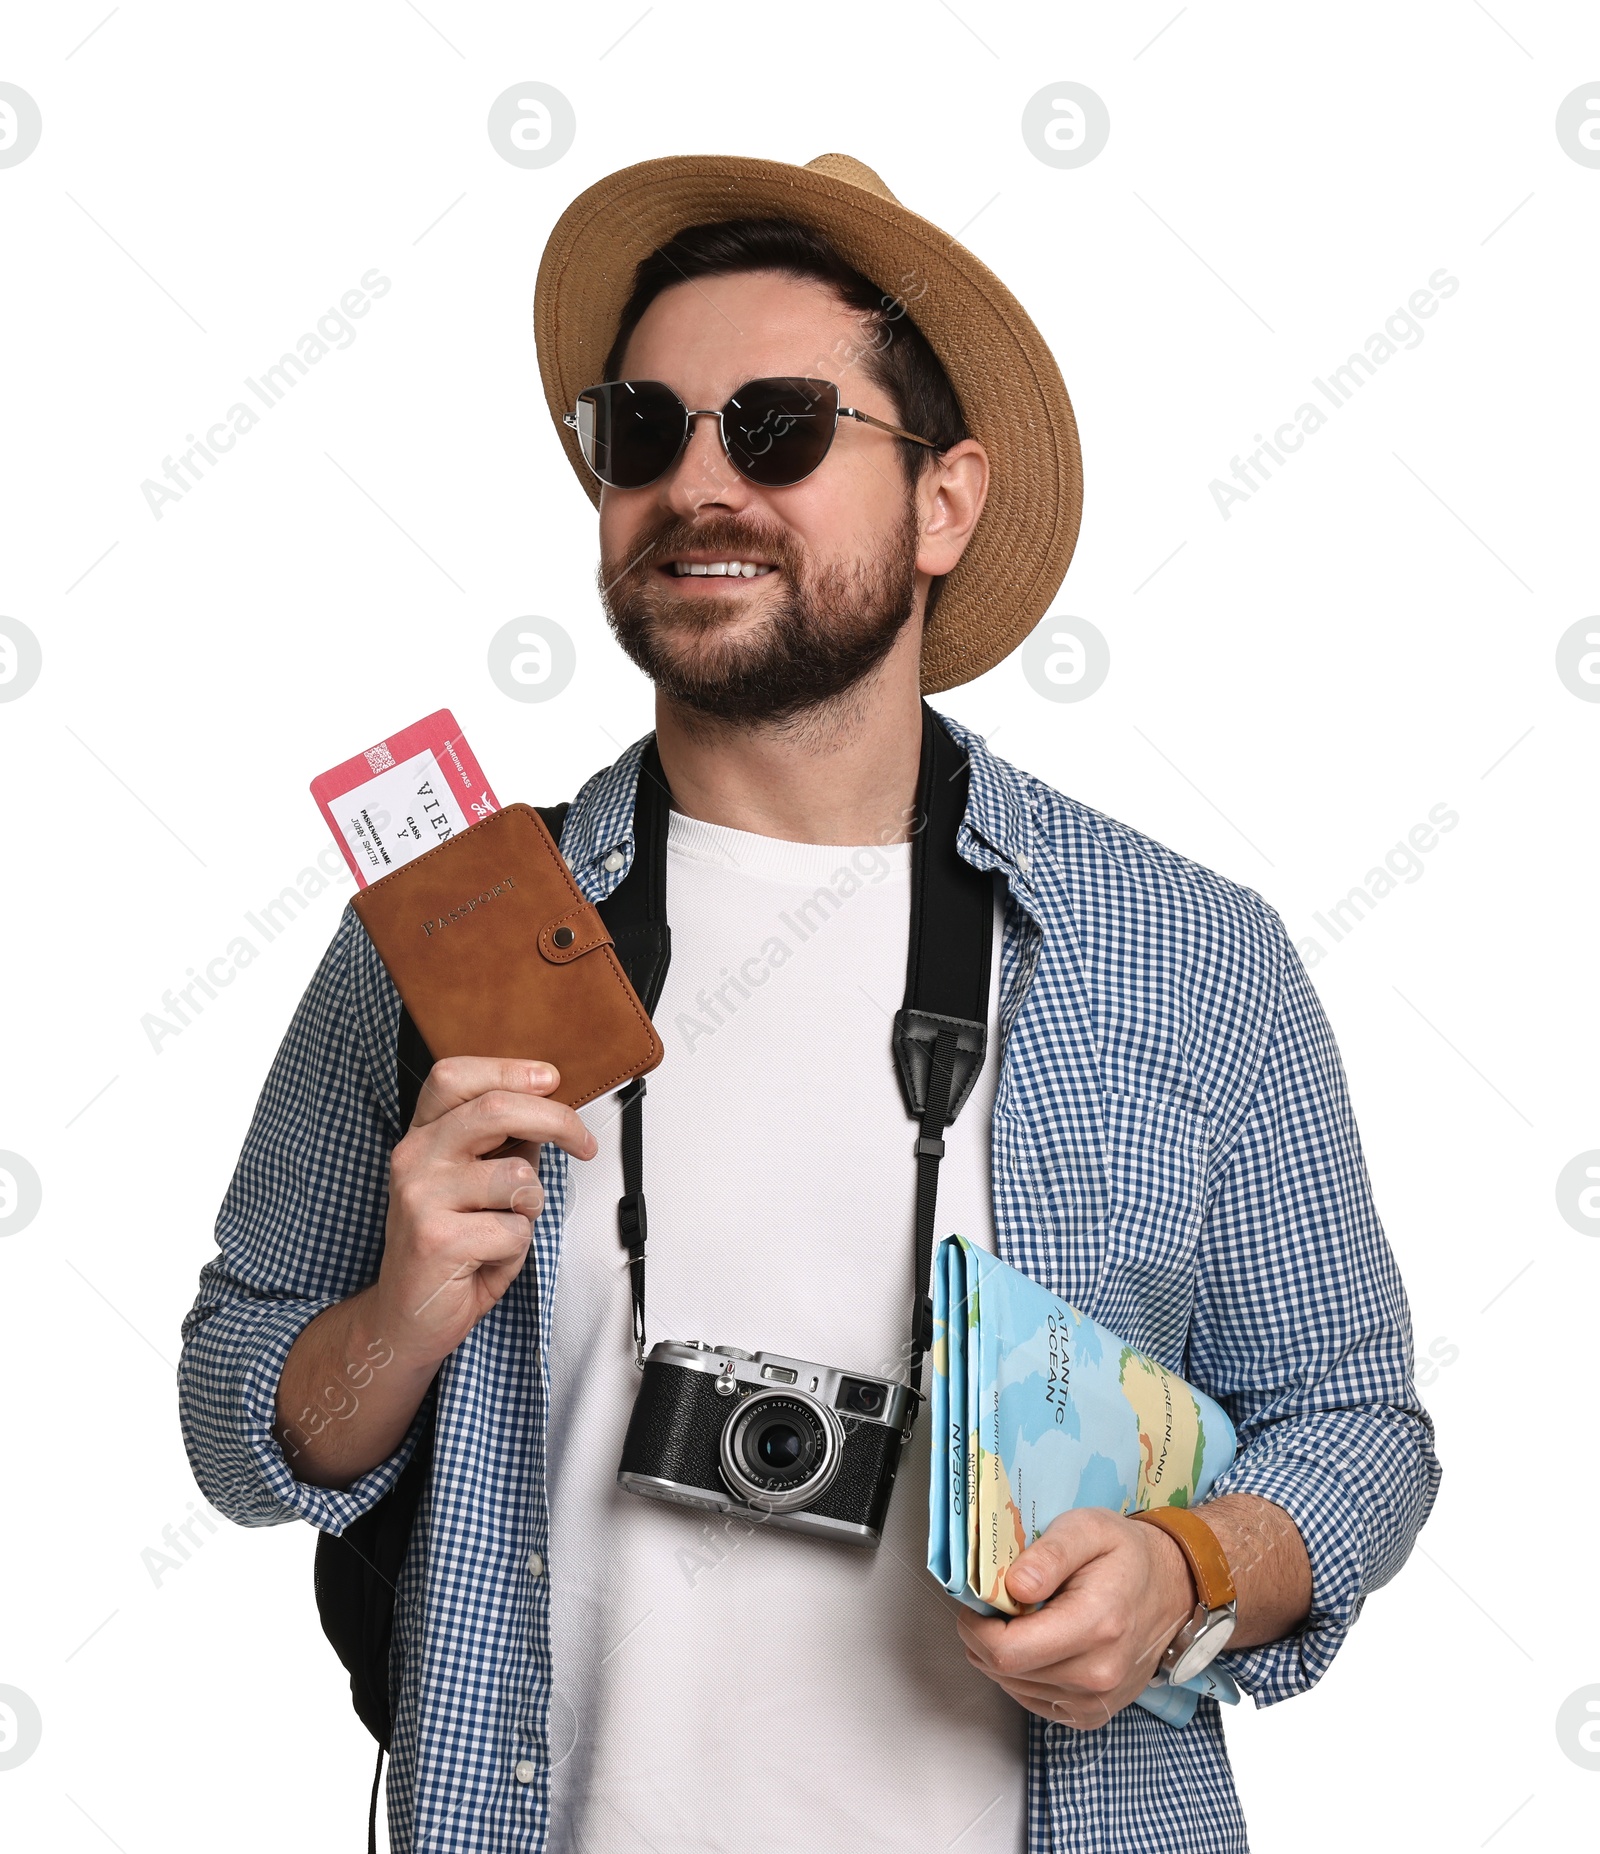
456, 1209, 540, 1263
962, 1625, 1123, 1695
1004, 1509, 1116, 1606
959, 1604, 1086, 1679
447, 1154, 547, 1219
984, 1675, 1117, 1732
462, 1089, 596, 1161
959, 1608, 1136, 1716
965, 1514, 1123, 1671
408, 1086, 598, 1167
408, 1056, 563, 1129
401, 1208, 534, 1307
390, 1137, 554, 1230
957, 1581, 1111, 1680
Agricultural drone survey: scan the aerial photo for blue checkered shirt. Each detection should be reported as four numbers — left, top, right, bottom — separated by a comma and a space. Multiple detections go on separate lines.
178, 715, 1441, 1853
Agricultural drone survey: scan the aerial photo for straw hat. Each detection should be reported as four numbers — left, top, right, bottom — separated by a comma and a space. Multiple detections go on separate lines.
533, 152, 1083, 695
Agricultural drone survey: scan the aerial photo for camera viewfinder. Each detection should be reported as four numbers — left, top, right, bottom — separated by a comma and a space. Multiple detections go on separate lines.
836, 1376, 888, 1418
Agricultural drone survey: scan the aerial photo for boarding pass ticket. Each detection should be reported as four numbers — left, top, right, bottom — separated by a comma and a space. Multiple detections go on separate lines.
311, 708, 500, 888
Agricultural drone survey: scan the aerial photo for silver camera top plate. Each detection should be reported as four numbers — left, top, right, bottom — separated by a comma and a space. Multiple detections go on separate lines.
648, 1339, 915, 1435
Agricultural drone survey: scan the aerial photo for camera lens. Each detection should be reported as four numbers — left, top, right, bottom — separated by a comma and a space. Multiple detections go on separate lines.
743, 1407, 818, 1485
718, 1391, 844, 1514
757, 1421, 804, 1472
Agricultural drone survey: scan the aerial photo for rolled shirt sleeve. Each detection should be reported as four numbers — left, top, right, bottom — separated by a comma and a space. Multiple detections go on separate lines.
177, 905, 429, 1535
1190, 913, 1442, 1705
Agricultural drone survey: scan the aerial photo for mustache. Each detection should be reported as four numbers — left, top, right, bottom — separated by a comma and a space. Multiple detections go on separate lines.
608, 515, 804, 583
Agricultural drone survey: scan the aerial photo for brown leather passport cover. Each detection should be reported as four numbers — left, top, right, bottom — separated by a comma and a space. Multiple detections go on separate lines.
349, 803, 663, 1111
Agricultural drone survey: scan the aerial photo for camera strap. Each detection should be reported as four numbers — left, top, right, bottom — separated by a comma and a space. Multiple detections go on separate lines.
596, 702, 993, 1412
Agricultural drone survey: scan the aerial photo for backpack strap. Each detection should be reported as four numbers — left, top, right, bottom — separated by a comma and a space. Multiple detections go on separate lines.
395, 1002, 435, 1136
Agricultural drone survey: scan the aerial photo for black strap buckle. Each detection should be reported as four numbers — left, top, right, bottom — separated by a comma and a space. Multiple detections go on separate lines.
617, 1191, 647, 1256
893, 1008, 987, 1126
916, 1293, 935, 1353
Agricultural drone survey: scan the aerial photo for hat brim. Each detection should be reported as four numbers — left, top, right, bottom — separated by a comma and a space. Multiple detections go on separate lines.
534, 153, 1082, 694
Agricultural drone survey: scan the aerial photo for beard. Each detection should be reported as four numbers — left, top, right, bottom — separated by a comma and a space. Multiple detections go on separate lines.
597, 501, 921, 728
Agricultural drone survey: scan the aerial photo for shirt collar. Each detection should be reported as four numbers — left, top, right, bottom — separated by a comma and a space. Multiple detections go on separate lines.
559, 707, 1038, 903
933, 709, 1039, 890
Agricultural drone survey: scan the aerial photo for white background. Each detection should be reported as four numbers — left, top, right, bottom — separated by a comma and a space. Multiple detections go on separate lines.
2, 3, 1597, 1849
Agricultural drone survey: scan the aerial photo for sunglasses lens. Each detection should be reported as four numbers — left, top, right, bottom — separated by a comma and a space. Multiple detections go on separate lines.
723, 378, 838, 487
576, 381, 685, 488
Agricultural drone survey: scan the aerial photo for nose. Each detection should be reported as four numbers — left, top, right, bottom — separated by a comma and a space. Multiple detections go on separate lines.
658, 408, 751, 518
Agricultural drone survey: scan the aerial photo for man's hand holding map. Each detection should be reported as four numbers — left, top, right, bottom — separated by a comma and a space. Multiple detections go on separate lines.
927, 1234, 1243, 1725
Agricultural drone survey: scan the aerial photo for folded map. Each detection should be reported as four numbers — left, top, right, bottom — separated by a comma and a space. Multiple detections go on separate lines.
928, 1234, 1242, 1726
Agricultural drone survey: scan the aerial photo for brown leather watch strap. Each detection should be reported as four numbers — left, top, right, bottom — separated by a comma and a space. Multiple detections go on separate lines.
1129, 1506, 1236, 1611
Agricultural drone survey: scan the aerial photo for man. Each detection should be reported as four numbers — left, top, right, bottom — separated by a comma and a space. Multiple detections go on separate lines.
179, 153, 1441, 1854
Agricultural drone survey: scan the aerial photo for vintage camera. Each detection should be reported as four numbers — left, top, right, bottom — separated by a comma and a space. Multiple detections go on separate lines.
617, 1340, 916, 1546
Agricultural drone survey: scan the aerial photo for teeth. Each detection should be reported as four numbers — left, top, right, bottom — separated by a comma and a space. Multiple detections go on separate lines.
670, 560, 774, 578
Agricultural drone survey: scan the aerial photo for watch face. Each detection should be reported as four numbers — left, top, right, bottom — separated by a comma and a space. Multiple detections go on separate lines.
1170, 1611, 1237, 1686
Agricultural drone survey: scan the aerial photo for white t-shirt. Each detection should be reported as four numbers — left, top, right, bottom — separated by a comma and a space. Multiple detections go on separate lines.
545, 810, 1027, 1854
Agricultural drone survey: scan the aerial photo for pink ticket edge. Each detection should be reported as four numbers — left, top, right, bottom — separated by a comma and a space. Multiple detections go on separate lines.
310, 707, 501, 888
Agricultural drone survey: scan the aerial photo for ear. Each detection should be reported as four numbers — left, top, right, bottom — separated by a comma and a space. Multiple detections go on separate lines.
915, 438, 989, 580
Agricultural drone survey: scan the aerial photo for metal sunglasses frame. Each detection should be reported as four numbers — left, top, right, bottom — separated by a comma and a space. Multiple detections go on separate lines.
562, 375, 941, 490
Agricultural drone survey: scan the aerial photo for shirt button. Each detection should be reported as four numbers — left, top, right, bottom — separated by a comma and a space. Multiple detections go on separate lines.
515, 1759, 537, 1784
603, 850, 625, 873
527, 1549, 545, 1578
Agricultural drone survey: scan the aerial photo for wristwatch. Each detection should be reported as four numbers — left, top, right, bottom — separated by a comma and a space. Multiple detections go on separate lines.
1128, 1506, 1238, 1685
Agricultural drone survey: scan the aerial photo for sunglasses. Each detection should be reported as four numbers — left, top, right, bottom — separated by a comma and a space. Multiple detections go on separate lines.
563, 376, 941, 491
